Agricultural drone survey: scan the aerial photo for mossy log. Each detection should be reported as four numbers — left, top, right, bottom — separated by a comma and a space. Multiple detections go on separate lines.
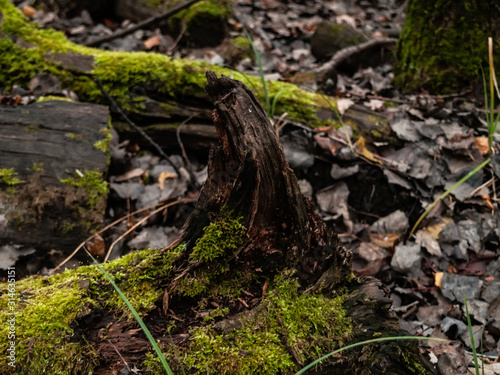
0, 0, 393, 149
395, 0, 500, 93
0, 72, 436, 375
0, 99, 110, 266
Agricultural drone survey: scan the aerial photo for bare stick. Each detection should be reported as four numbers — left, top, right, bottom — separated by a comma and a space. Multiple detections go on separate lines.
315, 37, 397, 80
51, 198, 194, 273
84, 0, 201, 47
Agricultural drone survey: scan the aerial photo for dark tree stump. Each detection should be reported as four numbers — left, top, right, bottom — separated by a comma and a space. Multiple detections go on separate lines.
175, 71, 352, 289
0, 73, 438, 375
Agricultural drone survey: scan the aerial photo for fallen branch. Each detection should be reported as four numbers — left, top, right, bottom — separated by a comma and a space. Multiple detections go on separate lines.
84, 0, 201, 47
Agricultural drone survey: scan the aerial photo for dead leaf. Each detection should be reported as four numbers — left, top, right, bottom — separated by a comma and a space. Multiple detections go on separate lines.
22, 5, 37, 17
369, 233, 400, 249
474, 136, 489, 155
434, 271, 444, 287
86, 234, 106, 257
481, 194, 494, 210
354, 137, 382, 164
336, 98, 355, 115
158, 171, 177, 190
144, 35, 161, 50
424, 217, 453, 239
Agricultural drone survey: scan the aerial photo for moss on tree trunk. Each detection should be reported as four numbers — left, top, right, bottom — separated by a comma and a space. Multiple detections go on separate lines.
395, 0, 500, 93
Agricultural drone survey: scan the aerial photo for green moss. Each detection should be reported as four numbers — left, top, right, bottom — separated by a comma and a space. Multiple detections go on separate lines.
0, 273, 98, 374
0, 168, 24, 185
190, 215, 246, 262
232, 36, 252, 53
65, 132, 88, 141
394, 0, 499, 93
60, 169, 108, 209
169, 271, 352, 374
0, 246, 184, 373
28, 162, 44, 172
93, 126, 111, 153
0, 0, 342, 131
35, 95, 73, 103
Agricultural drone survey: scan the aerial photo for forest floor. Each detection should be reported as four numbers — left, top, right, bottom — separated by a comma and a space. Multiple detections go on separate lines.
4, 0, 500, 373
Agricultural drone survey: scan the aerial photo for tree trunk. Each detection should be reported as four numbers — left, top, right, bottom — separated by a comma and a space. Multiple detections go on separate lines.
0, 71, 436, 375
395, 0, 500, 93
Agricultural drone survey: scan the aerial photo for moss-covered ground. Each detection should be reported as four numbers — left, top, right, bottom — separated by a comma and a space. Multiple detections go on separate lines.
0, 218, 353, 374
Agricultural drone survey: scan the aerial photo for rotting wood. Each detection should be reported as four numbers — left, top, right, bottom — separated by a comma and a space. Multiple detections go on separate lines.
0, 100, 109, 261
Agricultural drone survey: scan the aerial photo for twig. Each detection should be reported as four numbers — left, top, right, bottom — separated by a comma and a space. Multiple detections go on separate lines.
315, 37, 397, 80
108, 340, 131, 373
167, 21, 187, 55
104, 198, 194, 262
51, 199, 194, 273
176, 116, 194, 171
84, 0, 201, 47
93, 77, 183, 178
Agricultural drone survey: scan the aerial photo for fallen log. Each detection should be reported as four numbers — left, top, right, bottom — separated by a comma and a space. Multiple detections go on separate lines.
0, 99, 110, 269
0, 0, 394, 147
0, 72, 435, 375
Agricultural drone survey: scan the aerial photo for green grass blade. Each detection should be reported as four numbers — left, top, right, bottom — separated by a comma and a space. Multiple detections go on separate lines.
295, 336, 448, 375
409, 157, 491, 238
270, 86, 288, 119
86, 250, 174, 375
464, 294, 480, 375
244, 28, 270, 116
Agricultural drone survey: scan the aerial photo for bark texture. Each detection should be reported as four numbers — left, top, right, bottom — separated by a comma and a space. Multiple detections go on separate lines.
395, 0, 500, 93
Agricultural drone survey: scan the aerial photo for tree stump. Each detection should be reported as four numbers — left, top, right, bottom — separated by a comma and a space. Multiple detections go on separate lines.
175, 71, 352, 289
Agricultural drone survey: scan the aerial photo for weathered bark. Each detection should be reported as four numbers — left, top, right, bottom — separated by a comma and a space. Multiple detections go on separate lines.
177, 71, 352, 288
395, 0, 500, 93
0, 100, 109, 265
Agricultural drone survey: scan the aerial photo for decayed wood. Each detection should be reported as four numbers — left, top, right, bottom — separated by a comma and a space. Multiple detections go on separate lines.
177, 71, 353, 287
174, 72, 436, 374
0, 100, 109, 254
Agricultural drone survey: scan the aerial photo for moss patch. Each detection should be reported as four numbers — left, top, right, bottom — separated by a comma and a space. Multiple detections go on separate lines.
0, 247, 182, 373
155, 271, 352, 374
394, 0, 500, 93
0, 0, 340, 132
0, 168, 24, 185
190, 215, 246, 262
60, 169, 108, 210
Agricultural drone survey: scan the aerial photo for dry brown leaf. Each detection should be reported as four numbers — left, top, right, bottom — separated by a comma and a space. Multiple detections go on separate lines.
354, 137, 382, 164
424, 217, 453, 239
86, 234, 106, 257
481, 194, 494, 210
22, 5, 37, 17
158, 171, 177, 190
369, 233, 400, 249
434, 271, 443, 287
475, 136, 489, 155
144, 35, 161, 50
